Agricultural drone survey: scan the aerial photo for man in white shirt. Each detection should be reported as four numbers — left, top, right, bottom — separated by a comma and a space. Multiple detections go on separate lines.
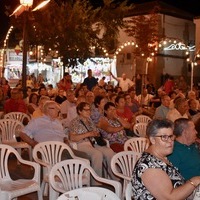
110, 72, 134, 92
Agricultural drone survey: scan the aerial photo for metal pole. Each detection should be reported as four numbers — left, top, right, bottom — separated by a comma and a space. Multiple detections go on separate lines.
22, 10, 28, 96
191, 62, 194, 91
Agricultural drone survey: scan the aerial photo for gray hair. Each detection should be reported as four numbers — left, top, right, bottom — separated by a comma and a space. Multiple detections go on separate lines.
146, 119, 174, 138
174, 118, 190, 137
43, 101, 60, 114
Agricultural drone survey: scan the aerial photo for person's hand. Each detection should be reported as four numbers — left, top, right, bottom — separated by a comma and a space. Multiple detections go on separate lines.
89, 131, 99, 137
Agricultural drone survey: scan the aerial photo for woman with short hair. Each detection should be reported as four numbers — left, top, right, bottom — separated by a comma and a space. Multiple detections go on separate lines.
132, 119, 200, 200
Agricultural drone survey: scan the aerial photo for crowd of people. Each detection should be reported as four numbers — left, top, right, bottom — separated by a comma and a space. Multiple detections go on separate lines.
1, 70, 200, 198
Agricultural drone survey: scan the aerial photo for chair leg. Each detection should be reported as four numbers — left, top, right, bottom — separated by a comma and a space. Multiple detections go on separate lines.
40, 180, 46, 196
37, 189, 43, 200
49, 186, 59, 200
43, 182, 49, 196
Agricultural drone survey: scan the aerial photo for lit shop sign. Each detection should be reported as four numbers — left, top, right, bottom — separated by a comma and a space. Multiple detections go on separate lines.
164, 44, 195, 51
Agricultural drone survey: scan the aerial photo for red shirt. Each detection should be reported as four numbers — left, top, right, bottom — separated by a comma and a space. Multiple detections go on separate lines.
4, 98, 27, 114
116, 107, 134, 123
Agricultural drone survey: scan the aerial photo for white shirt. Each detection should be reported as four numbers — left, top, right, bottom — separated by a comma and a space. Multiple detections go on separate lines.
166, 108, 188, 122
117, 77, 134, 92
60, 100, 76, 115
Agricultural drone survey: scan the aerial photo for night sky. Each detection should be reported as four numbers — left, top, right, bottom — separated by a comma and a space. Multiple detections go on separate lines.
1, 0, 200, 44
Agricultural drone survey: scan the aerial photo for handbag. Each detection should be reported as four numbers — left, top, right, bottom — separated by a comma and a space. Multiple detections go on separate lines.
80, 119, 107, 146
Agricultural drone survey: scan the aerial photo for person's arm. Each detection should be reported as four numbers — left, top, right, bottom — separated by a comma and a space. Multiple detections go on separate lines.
142, 168, 199, 199
109, 71, 119, 82
98, 117, 124, 133
19, 131, 38, 147
27, 104, 35, 115
69, 131, 99, 142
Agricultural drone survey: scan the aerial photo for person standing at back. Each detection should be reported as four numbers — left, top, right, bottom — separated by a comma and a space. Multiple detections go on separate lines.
83, 69, 98, 91
110, 71, 134, 92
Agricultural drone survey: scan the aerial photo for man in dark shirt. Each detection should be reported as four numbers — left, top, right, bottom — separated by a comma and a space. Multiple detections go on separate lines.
83, 69, 98, 91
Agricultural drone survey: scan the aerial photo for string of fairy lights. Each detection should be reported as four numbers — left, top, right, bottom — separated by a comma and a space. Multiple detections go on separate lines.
1, 26, 199, 75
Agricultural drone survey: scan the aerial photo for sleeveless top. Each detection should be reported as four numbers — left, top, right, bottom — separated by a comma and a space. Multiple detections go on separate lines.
132, 152, 185, 200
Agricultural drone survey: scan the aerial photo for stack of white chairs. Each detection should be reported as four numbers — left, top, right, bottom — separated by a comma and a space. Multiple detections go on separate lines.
33, 141, 90, 198
49, 159, 122, 200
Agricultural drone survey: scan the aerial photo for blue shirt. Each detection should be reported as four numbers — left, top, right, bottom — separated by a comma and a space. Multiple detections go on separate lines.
168, 141, 200, 180
23, 115, 65, 142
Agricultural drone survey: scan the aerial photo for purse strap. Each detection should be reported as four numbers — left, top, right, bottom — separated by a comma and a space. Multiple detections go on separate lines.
79, 119, 95, 146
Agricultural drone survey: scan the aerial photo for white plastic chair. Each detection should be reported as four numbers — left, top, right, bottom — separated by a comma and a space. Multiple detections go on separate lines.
111, 151, 140, 199
124, 137, 150, 153
4, 112, 31, 124
135, 114, 152, 124
0, 119, 32, 160
33, 141, 90, 198
57, 187, 121, 200
125, 182, 133, 200
133, 122, 147, 137
0, 144, 42, 200
49, 159, 122, 200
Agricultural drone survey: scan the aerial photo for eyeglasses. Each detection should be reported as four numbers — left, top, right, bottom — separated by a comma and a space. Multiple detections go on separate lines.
48, 107, 59, 111
82, 108, 91, 112
154, 134, 176, 142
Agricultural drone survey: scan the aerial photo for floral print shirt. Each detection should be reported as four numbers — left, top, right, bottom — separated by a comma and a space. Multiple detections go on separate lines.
99, 117, 128, 144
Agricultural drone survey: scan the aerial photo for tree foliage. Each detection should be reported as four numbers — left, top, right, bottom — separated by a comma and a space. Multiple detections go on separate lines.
11, 0, 132, 67
124, 6, 160, 57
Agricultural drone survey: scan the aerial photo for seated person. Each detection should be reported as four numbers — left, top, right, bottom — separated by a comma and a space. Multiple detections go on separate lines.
4, 87, 27, 114
27, 93, 39, 115
153, 94, 171, 120
166, 97, 189, 122
19, 101, 89, 160
98, 102, 129, 153
32, 95, 50, 118
188, 99, 200, 116
132, 119, 200, 200
168, 118, 200, 180
69, 102, 115, 178
115, 95, 135, 136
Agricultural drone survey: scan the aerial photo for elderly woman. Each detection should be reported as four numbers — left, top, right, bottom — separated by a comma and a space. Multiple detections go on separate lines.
98, 102, 129, 152
132, 119, 200, 200
69, 102, 115, 177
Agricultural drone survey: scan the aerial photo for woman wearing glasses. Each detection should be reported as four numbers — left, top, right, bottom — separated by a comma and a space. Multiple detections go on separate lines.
132, 119, 200, 200
69, 102, 115, 179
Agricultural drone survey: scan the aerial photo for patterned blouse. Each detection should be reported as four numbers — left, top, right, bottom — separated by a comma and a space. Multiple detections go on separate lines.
69, 116, 97, 144
99, 117, 128, 144
132, 152, 185, 200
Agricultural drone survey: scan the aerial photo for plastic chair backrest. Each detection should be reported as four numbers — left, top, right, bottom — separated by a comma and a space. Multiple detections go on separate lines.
0, 119, 24, 143
133, 122, 147, 137
135, 115, 152, 124
111, 151, 141, 198
124, 137, 150, 153
4, 112, 31, 124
